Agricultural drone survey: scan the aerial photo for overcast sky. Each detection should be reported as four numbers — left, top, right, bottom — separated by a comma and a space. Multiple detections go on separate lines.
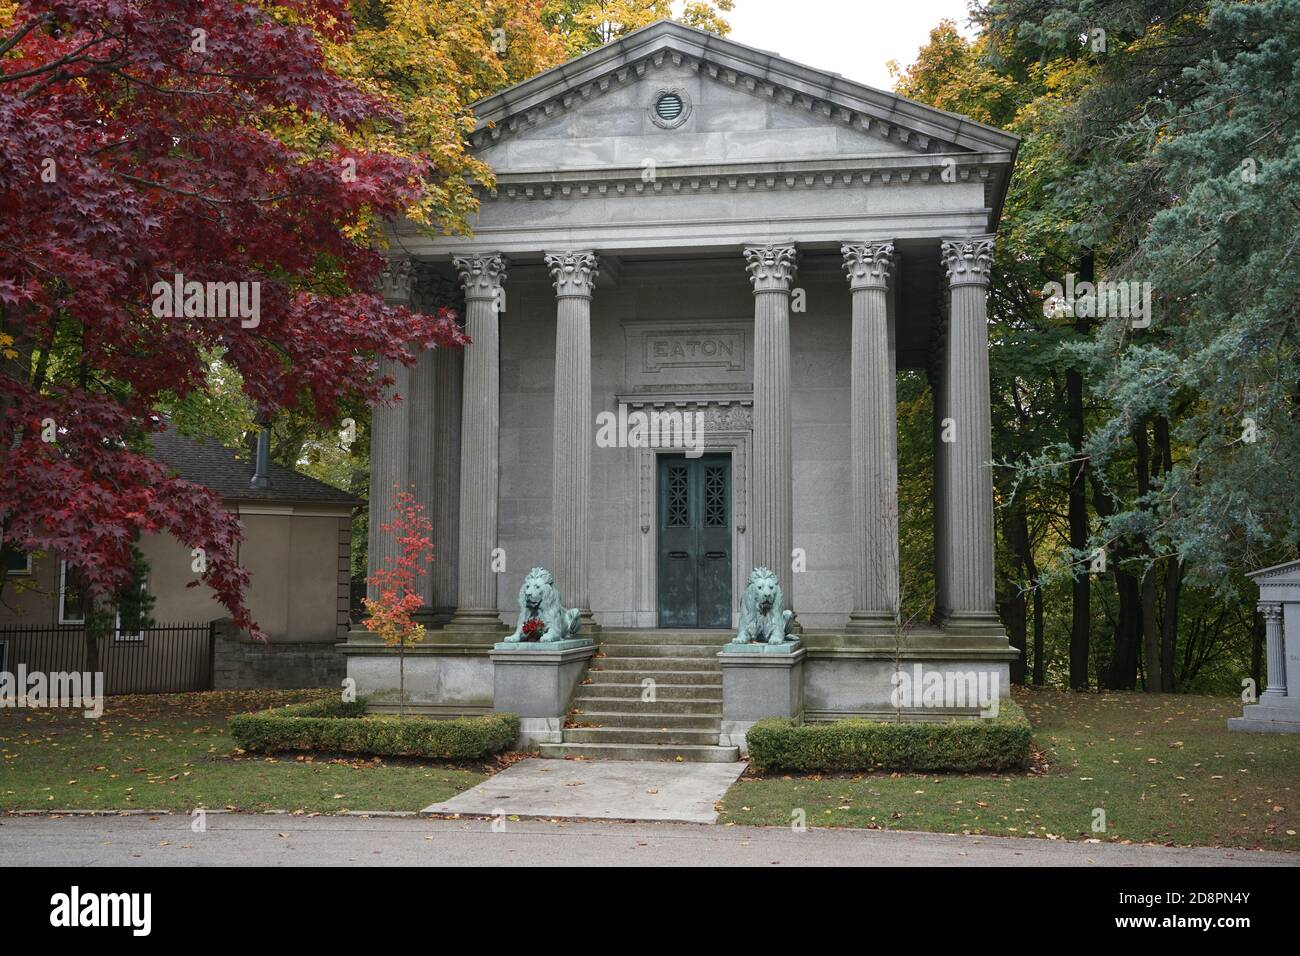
723, 0, 979, 91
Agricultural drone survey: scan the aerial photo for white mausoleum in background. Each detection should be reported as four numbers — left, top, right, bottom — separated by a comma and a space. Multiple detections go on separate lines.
350, 20, 1021, 751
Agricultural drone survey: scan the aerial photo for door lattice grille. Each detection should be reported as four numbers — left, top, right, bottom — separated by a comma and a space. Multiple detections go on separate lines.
703, 465, 727, 527
667, 466, 689, 527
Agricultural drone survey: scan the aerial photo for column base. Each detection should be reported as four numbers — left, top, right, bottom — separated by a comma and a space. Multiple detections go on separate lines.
443, 608, 509, 639
845, 610, 898, 636
937, 610, 1007, 640
413, 606, 456, 629
578, 608, 602, 635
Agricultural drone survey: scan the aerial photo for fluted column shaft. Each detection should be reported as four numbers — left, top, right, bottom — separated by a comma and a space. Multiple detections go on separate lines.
545, 251, 598, 616
430, 346, 462, 619
448, 254, 508, 630
408, 347, 436, 610
843, 242, 899, 632
367, 256, 415, 601
745, 244, 797, 598
1262, 603, 1288, 699
940, 236, 998, 625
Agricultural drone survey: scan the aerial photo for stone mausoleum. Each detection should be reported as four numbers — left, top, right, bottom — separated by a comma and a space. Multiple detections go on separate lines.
345, 20, 1021, 759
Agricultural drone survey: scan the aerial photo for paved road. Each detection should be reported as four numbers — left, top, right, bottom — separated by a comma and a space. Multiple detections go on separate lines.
1, 814, 1294, 866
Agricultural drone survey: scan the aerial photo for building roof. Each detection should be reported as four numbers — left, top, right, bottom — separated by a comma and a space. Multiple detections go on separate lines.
148, 428, 358, 507
470, 19, 1020, 157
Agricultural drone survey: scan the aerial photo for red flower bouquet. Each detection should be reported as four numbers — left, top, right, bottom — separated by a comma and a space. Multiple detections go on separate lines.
521, 618, 544, 642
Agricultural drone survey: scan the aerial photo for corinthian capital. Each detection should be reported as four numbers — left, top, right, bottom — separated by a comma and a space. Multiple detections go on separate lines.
545, 250, 599, 298
380, 255, 416, 304
743, 244, 798, 293
940, 236, 996, 287
453, 253, 509, 301
841, 241, 895, 291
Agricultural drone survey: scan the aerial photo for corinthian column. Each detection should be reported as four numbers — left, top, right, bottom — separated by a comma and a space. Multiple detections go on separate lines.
545, 250, 599, 629
446, 253, 508, 633
367, 255, 415, 601
843, 241, 899, 633
744, 244, 797, 600
1261, 603, 1288, 701
939, 236, 999, 631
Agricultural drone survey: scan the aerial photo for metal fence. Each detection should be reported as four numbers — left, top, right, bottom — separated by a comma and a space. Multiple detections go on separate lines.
0, 622, 214, 694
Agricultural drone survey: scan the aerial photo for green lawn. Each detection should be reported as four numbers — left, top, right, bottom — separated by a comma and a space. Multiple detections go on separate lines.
721, 688, 1300, 852
0, 690, 490, 813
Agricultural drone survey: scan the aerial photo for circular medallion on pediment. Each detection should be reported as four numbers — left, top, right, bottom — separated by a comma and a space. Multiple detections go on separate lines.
650, 88, 692, 129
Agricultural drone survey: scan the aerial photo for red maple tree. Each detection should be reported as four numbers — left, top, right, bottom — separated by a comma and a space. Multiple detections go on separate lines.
0, 1, 467, 637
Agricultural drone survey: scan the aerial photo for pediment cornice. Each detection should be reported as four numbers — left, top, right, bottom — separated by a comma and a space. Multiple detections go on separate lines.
469, 20, 1019, 162
484, 152, 1004, 203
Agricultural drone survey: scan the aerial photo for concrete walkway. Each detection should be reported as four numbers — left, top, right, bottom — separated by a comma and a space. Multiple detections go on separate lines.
1, 814, 1293, 866
421, 757, 746, 823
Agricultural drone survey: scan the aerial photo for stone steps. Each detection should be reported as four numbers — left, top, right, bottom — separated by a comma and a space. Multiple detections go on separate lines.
562, 726, 722, 746
585, 668, 722, 685
569, 711, 721, 730
539, 741, 740, 763
594, 655, 721, 672
592, 643, 719, 658
598, 630, 731, 646
568, 696, 722, 714
573, 681, 720, 700
543, 632, 737, 763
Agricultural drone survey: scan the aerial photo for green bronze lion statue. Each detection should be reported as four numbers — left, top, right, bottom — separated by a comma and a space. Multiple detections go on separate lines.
732, 567, 795, 644
505, 567, 582, 643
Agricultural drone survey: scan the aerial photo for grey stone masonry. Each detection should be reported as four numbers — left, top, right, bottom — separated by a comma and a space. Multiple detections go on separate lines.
744, 244, 797, 599
938, 237, 999, 629
367, 255, 415, 601
430, 345, 462, 623
546, 251, 599, 622
447, 254, 509, 633
409, 345, 437, 610
843, 241, 899, 633
212, 619, 345, 691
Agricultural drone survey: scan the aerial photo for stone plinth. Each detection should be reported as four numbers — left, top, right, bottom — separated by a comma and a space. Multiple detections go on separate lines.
718, 643, 805, 752
340, 630, 493, 716
799, 629, 1014, 723
491, 639, 597, 747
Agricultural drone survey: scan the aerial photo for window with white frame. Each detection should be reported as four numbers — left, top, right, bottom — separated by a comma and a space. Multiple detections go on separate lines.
1, 542, 32, 576
58, 561, 88, 625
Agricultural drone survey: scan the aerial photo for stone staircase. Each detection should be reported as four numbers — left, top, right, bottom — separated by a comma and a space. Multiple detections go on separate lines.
539, 629, 739, 762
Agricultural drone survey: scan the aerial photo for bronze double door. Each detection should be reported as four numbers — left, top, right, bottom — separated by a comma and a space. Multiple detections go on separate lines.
657, 454, 732, 628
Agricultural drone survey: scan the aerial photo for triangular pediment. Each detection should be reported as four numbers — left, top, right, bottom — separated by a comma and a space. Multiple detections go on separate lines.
1248, 558, 1300, 584
469, 19, 1018, 177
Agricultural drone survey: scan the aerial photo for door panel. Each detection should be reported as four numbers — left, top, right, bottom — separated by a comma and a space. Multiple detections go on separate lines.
657, 455, 732, 628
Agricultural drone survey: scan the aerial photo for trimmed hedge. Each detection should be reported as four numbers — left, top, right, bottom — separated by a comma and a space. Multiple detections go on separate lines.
745, 701, 1032, 773
228, 698, 519, 759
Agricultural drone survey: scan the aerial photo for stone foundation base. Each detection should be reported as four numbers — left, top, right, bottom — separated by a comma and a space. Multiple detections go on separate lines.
212, 619, 345, 690
341, 629, 493, 715
1228, 697, 1300, 733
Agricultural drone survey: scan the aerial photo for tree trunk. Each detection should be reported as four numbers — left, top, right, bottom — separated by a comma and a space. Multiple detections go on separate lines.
1133, 416, 1160, 691
1251, 608, 1264, 699
1000, 500, 1032, 684
1161, 559, 1181, 691
1141, 567, 1161, 691
1155, 416, 1180, 691
1067, 252, 1093, 690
